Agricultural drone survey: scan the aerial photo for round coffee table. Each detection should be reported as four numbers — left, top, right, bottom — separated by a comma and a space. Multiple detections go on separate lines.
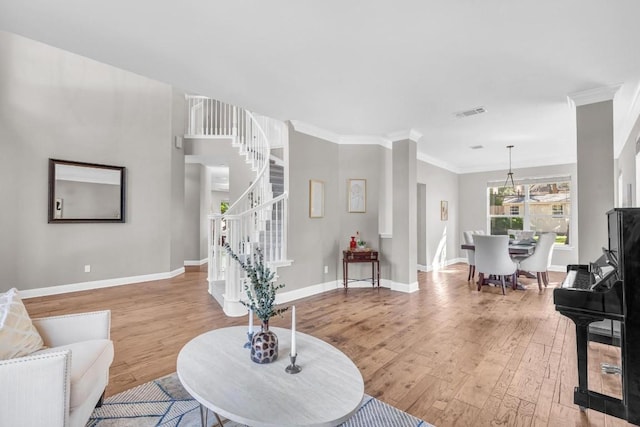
177, 326, 364, 427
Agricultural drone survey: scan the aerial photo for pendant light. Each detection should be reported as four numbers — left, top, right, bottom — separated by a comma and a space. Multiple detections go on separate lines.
503, 145, 516, 192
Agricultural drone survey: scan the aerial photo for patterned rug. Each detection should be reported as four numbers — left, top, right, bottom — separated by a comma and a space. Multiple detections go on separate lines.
87, 373, 433, 427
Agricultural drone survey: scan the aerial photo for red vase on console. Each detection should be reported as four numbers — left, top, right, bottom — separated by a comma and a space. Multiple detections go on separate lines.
350, 236, 357, 250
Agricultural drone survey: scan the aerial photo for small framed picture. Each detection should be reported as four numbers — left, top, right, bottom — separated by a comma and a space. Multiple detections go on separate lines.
441, 200, 448, 221
309, 180, 324, 218
348, 179, 366, 213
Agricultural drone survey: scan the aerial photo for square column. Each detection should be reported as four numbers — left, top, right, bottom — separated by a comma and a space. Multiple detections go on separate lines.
390, 138, 418, 290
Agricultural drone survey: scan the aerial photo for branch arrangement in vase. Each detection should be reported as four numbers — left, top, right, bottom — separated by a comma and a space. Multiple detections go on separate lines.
224, 243, 288, 323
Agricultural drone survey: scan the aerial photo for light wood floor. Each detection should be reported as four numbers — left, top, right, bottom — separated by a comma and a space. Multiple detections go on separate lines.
24, 264, 633, 427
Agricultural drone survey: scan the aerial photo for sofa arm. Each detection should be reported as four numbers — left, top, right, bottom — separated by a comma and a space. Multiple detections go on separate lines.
0, 350, 71, 427
33, 310, 111, 347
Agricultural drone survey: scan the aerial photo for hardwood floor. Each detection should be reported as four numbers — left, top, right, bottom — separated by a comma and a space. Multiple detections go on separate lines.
23, 263, 633, 426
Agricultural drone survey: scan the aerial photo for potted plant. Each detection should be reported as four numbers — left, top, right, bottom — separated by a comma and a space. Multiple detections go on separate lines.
224, 243, 288, 363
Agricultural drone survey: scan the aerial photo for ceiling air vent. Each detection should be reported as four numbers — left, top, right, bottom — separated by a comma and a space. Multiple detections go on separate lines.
455, 106, 487, 119
470, 145, 484, 150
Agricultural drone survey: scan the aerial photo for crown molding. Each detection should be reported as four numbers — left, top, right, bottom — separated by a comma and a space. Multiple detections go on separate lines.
567, 83, 622, 107
290, 120, 392, 147
339, 135, 392, 149
416, 152, 461, 174
290, 120, 464, 172
457, 154, 576, 174
289, 120, 341, 144
386, 129, 423, 143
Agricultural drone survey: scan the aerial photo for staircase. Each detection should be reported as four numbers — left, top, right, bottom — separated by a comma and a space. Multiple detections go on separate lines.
185, 95, 289, 316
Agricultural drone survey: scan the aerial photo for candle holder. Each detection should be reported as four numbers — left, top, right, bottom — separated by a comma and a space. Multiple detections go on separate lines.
243, 331, 254, 349
285, 353, 301, 374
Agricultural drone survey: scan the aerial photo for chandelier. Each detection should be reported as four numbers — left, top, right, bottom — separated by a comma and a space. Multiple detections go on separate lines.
503, 145, 516, 192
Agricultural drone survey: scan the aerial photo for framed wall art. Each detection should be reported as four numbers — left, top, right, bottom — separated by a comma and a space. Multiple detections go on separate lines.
348, 179, 366, 213
441, 200, 448, 221
309, 179, 324, 218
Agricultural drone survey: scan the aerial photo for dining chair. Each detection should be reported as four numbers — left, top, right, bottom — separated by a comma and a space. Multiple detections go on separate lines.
517, 232, 557, 290
462, 231, 476, 281
474, 235, 518, 295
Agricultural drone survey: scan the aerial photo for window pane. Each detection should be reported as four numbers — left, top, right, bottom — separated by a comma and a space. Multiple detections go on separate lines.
490, 217, 523, 235
530, 216, 570, 245
528, 182, 570, 215
489, 186, 524, 215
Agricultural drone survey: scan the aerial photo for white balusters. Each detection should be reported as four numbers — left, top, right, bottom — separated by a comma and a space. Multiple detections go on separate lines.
189, 95, 288, 315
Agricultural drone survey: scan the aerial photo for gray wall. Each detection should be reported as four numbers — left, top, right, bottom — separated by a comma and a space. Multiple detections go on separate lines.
184, 164, 202, 261
576, 101, 614, 263
458, 163, 578, 267
417, 183, 427, 266
277, 128, 340, 290
170, 89, 186, 271
417, 160, 460, 269
0, 32, 180, 291
391, 139, 417, 284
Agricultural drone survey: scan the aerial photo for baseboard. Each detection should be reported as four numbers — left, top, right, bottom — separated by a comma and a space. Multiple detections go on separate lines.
549, 265, 567, 272
273, 277, 420, 303
20, 267, 185, 299
275, 280, 340, 304
381, 279, 420, 293
184, 258, 208, 266
422, 257, 467, 272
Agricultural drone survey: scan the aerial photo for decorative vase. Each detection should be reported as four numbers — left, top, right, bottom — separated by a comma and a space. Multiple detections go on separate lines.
251, 321, 278, 363
350, 236, 357, 250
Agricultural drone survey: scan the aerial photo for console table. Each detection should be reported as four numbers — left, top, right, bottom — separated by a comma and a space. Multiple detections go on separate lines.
177, 326, 364, 427
342, 250, 380, 288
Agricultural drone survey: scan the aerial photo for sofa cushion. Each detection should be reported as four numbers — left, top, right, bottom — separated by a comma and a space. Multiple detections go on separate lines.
32, 339, 114, 409
0, 288, 44, 360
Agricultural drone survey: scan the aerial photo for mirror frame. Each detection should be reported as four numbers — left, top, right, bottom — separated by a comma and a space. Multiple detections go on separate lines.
48, 158, 126, 223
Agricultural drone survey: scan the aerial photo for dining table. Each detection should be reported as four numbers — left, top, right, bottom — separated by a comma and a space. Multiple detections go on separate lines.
461, 241, 537, 289
460, 242, 535, 256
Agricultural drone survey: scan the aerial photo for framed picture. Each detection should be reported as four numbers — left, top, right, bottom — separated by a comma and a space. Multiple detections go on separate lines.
441, 200, 448, 221
309, 180, 324, 218
348, 179, 366, 213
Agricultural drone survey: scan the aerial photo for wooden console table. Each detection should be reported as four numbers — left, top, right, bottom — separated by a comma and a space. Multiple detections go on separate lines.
342, 250, 380, 288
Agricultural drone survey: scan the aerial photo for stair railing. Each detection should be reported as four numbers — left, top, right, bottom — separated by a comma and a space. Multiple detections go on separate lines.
187, 95, 288, 316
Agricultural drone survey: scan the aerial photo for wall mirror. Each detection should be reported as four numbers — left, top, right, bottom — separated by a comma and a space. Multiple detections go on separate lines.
48, 159, 126, 223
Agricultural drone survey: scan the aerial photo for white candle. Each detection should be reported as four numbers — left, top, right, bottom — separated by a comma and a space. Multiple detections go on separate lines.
248, 308, 253, 333
291, 305, 296, 356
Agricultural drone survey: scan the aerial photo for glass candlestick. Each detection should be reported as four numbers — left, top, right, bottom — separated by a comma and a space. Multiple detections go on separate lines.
285, 353, 301, 374
243, 331, 254, 349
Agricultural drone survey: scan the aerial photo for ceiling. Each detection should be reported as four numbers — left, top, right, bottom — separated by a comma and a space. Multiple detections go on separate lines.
3, 1, 640, 173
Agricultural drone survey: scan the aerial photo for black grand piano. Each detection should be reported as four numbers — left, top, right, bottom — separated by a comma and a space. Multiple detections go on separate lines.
554, 208, 640, 424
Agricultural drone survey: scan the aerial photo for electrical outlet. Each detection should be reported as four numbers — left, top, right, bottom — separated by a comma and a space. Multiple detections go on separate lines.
324, 265, 328, 274
84, 265, 91, 273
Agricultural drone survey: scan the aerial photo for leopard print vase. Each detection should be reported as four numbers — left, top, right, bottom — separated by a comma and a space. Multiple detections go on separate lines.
251, 322, 279, 363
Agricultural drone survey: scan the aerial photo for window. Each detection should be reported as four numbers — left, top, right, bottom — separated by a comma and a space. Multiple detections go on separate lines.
488, 179, 571, 245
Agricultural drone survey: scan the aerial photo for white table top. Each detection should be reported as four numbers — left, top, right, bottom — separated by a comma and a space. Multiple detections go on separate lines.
177, 326, 364, 427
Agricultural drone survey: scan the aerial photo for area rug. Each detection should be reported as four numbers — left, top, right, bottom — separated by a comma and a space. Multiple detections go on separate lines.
87, 373, 433, 427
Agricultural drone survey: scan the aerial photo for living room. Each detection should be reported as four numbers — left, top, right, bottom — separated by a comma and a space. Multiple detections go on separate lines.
3, 2, 640, 426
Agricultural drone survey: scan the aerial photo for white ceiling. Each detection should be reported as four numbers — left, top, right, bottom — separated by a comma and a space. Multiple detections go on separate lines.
3, 1, 640, 173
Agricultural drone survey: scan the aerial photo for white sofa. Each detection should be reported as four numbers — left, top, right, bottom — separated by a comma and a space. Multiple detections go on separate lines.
0, 310, 114, 427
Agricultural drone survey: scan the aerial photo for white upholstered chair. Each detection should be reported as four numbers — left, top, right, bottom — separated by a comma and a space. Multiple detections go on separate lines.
0, 310, 114, 427
474, 235, 518, 295
518, 232, 557, 290
462, 231, 476, 281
